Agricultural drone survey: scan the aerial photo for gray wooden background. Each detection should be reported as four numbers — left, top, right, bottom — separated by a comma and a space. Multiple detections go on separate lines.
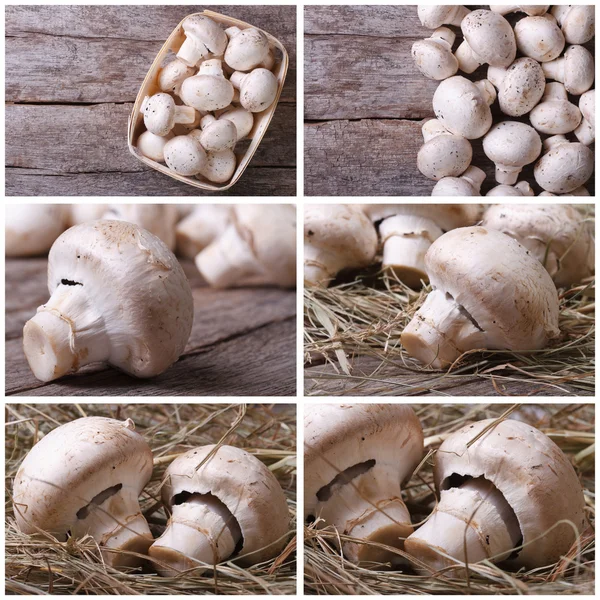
6, 259, 296, 396
304, 5, 595, 196
6, 6, 297, 196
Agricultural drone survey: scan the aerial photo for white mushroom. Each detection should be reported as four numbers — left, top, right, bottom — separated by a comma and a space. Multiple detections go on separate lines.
175, 204, 234, 259
455, 10, 516, 73
141, 93, 196, 136
230, 68, 278, 113
490, 5, 549, 16
417, 5, 470, 28
304, 204, 378, 287
433, 77, 495, 139
534, 135, 594, 194
514, 15, 565, 62
529, 82, 582, 135
411, 28, 458, 80
575, 90, 595, 145
148, 444, 290, 576
538, 186, 591, 197
180, 59, 234, 112
13, 417, 154, 568
22, 220, 194, 382
305, 404, 424, 566
482, 204, 595, 287
136, 130, 173, 162
6, 205, 69, 257
198, 114, 237, 151
541, 45, 595, 95
177, 15, 229, 67
431, 166, 486, 196
158, 58, 195, 96
551, 5, 595, 44
196, 204, 296, 288
404, 419, 586, 575
224, 26, 270, 72
487, 58, 546, 117
218, 106, 254, 140
401, 226, 560, 368
163, 133, 208, 176
482, 121, 542, 184
485, 181, 534, 196
67, 204, 109, 226
198, 148, 237, 184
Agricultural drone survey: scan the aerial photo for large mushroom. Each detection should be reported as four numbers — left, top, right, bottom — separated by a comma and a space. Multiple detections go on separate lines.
6, 205, 69, 257
176, 15, 229, 67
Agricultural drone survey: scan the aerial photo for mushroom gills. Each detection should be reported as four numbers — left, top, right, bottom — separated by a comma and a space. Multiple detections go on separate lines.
315, 459, 376, 502
76, 483, 123, 520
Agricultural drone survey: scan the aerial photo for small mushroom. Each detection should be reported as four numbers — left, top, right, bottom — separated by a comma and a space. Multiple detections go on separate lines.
148, 444, 290, 576
529, 82, 582, 135
158, 58, 195, 96
230, 68, 278, 113
198, 148, 237, 184
575, 89, 595, 145
177, 15, 228, 67
224, 26, 270, 72
487, 58, 546, 117
486, 181, 534, 196
455, 10, 516, 73
551, 5, 595, 44
417, 5, 470, 28
218, 106, 254, 140
542, 45, 595, 95
142, 93, 196, 136
411, 27, 458, 80
514, 15, 565, 62
417, 119, 472, 181
180, 59, 234, 112
431, 165, 486, 196
175, 204, 234, 259
404, 419, 586, 574
304, 204, 378, 287
13, 417, 154, 568
22, 220, 194, 381
401, 226, 560, 368
196, 204, 296, 288
136, 130, 173, 162
490, 5, 549, 16
433, 77, 495, 139
482, 121, 542, 184
534, 135, 594, 194
163, 133, 208, 176
197, 114, 237, 151
304, 404, 424, 566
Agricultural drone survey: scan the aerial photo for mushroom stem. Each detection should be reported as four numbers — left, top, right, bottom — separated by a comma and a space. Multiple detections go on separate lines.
401, 289, 486, 368
405, 478, 521, 574
150, 494, 242, 576
303, 243, 339, 286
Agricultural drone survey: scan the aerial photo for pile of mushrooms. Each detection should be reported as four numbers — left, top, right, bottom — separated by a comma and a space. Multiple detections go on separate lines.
12, 416, 291, 575
136, 14, 281, 185
412, 5, 595, 195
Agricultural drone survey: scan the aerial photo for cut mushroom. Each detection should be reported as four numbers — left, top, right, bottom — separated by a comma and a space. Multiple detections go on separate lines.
149, 444, 290, 576
417, 5, 470, 28
137, 130, 173, 162
490, 5, 549, 16
486, 182, 534, 196
142, 93, 196, 137
230, 68, 278, 113
411, 28, 458, 80
529, 82, 582, 135
575, 90, 595, 145
404, 419, 586, 574
164, 133, 208, 176
514, 15, 565, 62
180, 59, 234, 112
542, 45, 595, 95
177, 15, 228, 67
198, 114, 237, 151
305, 404, 424, 566
224, 26, 270, 72
551, 5, 595, 44
401, 226, 560, 368
22, 220, 194, 382
13, 417, 154, 568
431, 165, 485, 196
175, 204, 234, 259
158, 58, 196, 96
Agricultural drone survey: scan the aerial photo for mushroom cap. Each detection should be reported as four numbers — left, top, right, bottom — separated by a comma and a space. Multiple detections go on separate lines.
158, 58, 195, 95
13, 417, 153, 539
411, 33, 458, 80
417, 133, 472, 180
483, 121, 542, 168
362, 204, 482, 231
461, 10, 516, 67
425, 226, 560, 350
199, 119, 237, 151
486, 182, 534, 196
164, 134, 207, 176
529, 87, 582, 135
181, 15, 228, 57
534, 139, 594, 193
434, 418, 586, 568
433, 76, 493, 139
579, 89, 595, 128
490, 5, 550, 16
514, 16, 565, 62
552, 5, 595, 44
143, 93, 179, 136
237, 68, 278, 113
418, 5, 470, 28
175, 204, 233, 258
39, 220, 193, 377
200, 148, 237, 183
559, 45, 595, 94
491, 58, 546, 116
218, 107, 254, 140
304, 404, 424, 520
137, 130, 173, 162
180, 74, 234, 112
224, 27, 270, 72
160, 444, 290, 566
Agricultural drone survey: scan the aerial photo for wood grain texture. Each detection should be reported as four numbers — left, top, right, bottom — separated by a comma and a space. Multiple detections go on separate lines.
6, 258, 296, 396
5, 5, 296, 196
304, 4, 595, 197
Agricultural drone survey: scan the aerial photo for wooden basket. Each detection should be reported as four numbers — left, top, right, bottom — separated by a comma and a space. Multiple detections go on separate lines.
127, 10, 289, 192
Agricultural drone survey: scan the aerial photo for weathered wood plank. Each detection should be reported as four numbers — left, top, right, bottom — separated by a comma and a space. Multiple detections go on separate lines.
6, 258, 296, 396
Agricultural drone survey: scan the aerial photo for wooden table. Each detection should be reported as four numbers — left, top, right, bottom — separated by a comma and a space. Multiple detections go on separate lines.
6, 5, 296, 196
6, 259, 296, 396
304, 5, 595, 196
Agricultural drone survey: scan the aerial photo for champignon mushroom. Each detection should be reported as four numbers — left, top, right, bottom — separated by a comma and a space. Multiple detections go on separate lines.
304, 204, 378, 287
158, 58, 196, 96
575, 90, 595, 145
22, 220, 194, 382
67, 204, 109, 226
485, 181, 534, 196
404, 419, 586, 574
196, 204, 296, 288
180, 59, 234, 112
529, 82, 582, 134
542, 45, 595, 95
539, 186, 591, 197
137, 130, 173, 162
175, 204, 234, 259
197, 114, 237, 151
230, 68, 278, 113
177, 15, 229, 67
198, 148, 237, 184
433, 77, 495, 139
148, 444, 289, 576
534, 135, 594, 194
455, 10, 516, 73
305, 404, 424, 566
514, 15, 565, 62
218, 106, 254, 140
482, 121, 542, 184
13, 417, 154, 568
551, 5, 595, 44
224, 26, 270, 72
142, 93, 196, 136
490, 5, 549, 16
431, 165, 486, 196
401, 226, 560, 368
411, 28, 458, 80
163, 133, 208, 176
487, 58, 546, 117
417, 5, 470, 28
482, 204, 595, 287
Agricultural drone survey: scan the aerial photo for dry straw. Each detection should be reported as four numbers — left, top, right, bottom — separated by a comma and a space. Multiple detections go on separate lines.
304, 403, 595, 595
5, 403, 296, 595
